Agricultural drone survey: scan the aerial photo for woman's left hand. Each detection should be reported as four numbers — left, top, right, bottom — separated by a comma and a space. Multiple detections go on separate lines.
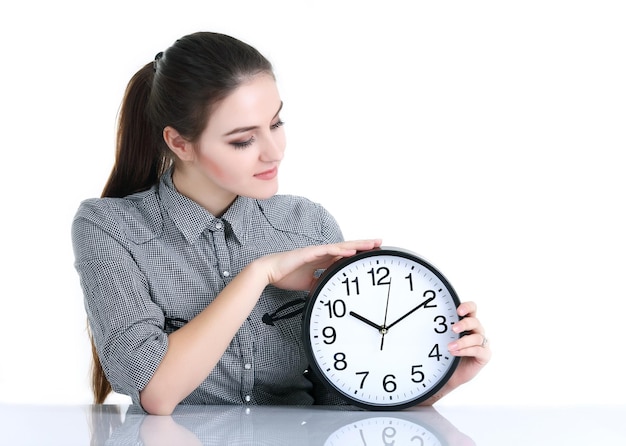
445, 301, 491, 389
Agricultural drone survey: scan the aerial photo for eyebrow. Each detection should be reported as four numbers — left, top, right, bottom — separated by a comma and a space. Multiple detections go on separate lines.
223, 101, 284, 137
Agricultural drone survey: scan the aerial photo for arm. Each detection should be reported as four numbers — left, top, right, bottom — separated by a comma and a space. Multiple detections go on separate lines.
140, 239, 382, 415
138, 259, 266, 415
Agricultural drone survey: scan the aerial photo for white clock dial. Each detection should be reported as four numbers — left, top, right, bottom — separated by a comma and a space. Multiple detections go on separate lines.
303, 248, 462, 409
323, 416, 443, 446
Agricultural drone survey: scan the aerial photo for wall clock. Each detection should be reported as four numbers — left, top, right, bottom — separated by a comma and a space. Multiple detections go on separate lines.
303, 247, 462, 409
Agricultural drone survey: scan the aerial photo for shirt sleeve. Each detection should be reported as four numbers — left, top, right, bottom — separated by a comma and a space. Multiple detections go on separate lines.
72, 199, 168, 405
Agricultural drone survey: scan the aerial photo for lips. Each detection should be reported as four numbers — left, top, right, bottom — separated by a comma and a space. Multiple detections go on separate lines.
254, 166, 278, 180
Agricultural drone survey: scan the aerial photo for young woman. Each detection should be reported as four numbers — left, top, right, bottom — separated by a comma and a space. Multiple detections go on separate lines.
72, 32, 490, 415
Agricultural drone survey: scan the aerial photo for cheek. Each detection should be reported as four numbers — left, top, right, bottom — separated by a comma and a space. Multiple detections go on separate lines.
201, 156, 229, 181
197, 151, 243, 184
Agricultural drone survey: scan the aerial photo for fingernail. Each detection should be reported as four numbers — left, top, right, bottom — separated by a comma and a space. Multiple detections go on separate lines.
452, 324, 462, 333
448, 342, 458, 352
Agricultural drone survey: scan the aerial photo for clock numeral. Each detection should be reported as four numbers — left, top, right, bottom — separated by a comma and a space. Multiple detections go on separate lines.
322, 326, 336, 344
341, 276, 360, 296
423, 290, 437, 308
411, 365, 425, 383
434, 315, 448, 333
405, 272, 414, 291
429, 344, 443, 361
334, 352, 347, 370
324, 299, 346, 318
355, 371, 369, 388
383, 374, 397, 393
367, 267, 391, 286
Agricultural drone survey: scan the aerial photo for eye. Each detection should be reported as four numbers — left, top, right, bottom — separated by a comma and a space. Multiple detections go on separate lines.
270, 119, 285, 130
231, 137, 255, 149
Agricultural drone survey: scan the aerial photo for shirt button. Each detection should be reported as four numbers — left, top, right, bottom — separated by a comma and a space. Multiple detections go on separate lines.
244, 363, 252, 370
215, 222, 223, 230
222, 271, 230, 277
245, 395, 251, 402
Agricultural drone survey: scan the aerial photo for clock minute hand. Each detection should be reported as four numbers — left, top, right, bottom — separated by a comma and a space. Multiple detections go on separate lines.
349, 311, 383, 332
386, 296, 436, 331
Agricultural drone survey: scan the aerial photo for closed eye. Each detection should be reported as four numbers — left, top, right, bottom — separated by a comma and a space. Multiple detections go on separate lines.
231, 120, 283, 149
231, 137, 255, 149
270, 119, 285, 130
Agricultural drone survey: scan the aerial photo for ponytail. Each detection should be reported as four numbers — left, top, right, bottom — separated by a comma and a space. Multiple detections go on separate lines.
93, 63, 168, 402
101, 62, 170, 198
93, 63, 169, 402
89, 325, 111, 404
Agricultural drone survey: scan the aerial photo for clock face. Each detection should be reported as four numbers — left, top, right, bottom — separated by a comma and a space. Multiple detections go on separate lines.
303, 247, 461, 409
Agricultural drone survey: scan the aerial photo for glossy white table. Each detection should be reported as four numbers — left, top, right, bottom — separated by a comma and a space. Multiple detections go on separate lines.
1, 404, 624, 445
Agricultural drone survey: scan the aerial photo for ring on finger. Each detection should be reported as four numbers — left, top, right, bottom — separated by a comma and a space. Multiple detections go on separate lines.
481, 335, 488, 348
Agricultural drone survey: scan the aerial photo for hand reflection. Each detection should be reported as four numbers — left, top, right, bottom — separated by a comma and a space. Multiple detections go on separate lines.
93, 404, 475, 446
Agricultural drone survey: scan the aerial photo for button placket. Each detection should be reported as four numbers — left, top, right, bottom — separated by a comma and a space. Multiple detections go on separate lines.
212, 219, 232, 284
238, 319, 255, 404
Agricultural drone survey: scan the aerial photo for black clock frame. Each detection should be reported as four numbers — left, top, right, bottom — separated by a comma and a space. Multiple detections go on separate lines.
302, 246, 462, 410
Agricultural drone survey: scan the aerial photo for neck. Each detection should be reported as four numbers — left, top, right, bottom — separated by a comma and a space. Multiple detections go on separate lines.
171, 166, 236, 217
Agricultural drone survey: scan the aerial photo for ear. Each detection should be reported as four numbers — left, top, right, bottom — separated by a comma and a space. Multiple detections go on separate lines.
163, 126, 195, 162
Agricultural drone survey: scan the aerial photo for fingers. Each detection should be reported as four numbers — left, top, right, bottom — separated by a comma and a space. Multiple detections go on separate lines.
452, 302, 484, 336
333, 239, 383, 254
448, 301, 491, 361
456, 301, 478, 318
448, 331, 491, 360
307, 239, 382, 262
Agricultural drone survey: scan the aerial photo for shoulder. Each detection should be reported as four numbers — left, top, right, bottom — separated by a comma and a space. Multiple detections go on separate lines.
257, 194, 321, 215
72, 187, 163, 244
256, 194, 343, 242
257, 194, 329, 225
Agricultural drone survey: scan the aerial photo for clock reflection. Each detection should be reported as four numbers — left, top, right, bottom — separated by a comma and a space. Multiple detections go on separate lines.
323, 416, 442, 446
91, 405, 475, 446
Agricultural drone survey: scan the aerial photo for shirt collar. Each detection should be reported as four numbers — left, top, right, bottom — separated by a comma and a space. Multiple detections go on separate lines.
220, 194, 253, 246
159, 168, 252, 245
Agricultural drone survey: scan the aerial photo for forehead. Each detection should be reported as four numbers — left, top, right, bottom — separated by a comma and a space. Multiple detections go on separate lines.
207, 73, 281, 132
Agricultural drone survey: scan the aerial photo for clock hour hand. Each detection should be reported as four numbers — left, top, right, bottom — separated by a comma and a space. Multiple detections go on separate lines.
385, 296, 436, 331
349, 311, 383, 332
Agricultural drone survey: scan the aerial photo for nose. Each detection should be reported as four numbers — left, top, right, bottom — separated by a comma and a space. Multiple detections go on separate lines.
259, 132, 285, 163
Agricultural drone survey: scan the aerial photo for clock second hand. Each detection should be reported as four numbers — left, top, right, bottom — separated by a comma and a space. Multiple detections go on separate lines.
380, 278, 392, 351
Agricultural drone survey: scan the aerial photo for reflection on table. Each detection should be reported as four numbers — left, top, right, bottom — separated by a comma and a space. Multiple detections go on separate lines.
1, 403, 625, 445
94, 405, 470, 446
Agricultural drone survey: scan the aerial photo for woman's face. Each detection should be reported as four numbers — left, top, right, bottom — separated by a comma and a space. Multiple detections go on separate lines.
175, 73, 286, 211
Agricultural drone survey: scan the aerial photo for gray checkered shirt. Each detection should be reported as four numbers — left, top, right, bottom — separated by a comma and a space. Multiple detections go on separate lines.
72, 169, 346, 407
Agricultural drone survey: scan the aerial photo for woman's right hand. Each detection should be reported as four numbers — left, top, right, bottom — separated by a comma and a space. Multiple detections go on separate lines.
256, 239, 382, 292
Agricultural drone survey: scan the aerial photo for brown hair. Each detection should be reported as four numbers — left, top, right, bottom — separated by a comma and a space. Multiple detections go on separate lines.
91, 31, 273, 403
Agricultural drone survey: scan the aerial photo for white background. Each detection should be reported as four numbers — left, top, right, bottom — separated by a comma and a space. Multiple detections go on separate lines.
1, 0, 624, 407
